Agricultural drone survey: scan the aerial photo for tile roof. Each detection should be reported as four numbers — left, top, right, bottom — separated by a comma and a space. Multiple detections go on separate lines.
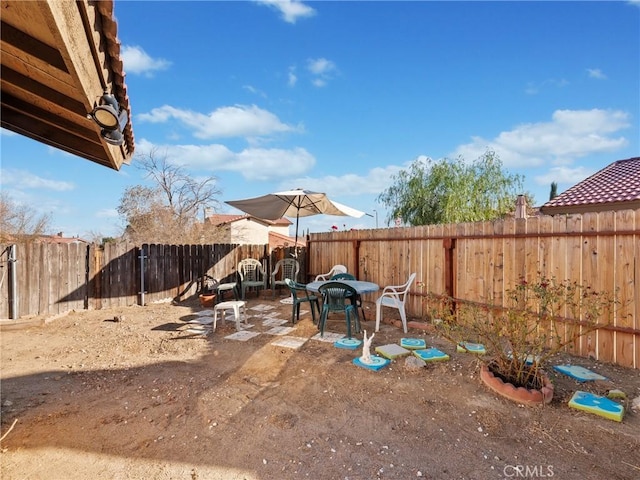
541, 157, 640, 214
269, 231, 306, 249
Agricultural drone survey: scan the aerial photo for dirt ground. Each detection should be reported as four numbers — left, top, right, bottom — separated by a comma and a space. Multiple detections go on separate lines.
1, 293, 639, 480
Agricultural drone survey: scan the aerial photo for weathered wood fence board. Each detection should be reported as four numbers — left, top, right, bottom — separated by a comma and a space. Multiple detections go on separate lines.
0, 242, 301, 320
308, 209, 640, 369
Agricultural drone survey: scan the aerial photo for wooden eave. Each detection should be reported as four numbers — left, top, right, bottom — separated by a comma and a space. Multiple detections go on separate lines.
0, 0, 134, 170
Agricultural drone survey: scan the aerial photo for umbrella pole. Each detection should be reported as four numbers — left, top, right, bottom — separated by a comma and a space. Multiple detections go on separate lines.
294, 210, 300, 248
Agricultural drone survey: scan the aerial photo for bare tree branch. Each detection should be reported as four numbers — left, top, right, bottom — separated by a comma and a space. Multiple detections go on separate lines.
118, 148, 223, 244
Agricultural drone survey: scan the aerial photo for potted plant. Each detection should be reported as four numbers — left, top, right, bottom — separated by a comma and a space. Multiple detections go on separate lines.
429, 275, 618, 405
198, 275, 218, 307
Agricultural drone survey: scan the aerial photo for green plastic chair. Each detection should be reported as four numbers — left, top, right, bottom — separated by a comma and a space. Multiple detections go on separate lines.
318, 281, 360, 338
329, 272, 366, 320
330, 273, 356, 280
284, 278, 320, 324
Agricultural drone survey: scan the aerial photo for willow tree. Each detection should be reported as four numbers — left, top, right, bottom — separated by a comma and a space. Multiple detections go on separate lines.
378, 150, 526, 226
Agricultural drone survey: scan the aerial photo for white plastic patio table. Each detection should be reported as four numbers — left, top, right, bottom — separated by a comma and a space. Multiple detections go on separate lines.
305, 280, 380, 294
213, 300, 247, 331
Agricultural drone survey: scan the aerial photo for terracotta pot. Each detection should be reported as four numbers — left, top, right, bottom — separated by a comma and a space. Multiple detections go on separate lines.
480, 363, 554, 406
199, 293, 216, 307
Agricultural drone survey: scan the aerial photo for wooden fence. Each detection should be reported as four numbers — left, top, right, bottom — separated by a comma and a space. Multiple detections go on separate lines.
2, 210, 638, 368
0, 242, 304, 319
307, 209, 640, 369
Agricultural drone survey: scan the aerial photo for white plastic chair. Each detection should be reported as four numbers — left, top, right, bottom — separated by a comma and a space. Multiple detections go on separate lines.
238, 258, 267, 299
375, 273, 416, 333
314, 264, 347, 281
271, 258, 300, 298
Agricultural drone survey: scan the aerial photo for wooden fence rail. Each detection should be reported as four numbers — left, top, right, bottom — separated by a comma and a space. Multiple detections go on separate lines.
307, 209, 640, 369
0, 242, 303, 319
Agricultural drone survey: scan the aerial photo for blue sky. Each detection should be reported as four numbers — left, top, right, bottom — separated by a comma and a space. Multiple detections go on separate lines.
1, 0, 639, 239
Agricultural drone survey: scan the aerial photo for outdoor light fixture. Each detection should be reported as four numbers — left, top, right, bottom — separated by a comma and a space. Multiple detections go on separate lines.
101, 128, 124, 146
88, 92, 129, 146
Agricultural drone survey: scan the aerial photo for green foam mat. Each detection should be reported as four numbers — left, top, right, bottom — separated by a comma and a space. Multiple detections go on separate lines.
413, 347, 450, 362
400, 338, 427, 350
457, 342, 486, 354
375, 343, 411, 360
568, 391, 624, 422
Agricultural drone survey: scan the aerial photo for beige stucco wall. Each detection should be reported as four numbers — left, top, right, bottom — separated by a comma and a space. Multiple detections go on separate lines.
227, 218, 288, 243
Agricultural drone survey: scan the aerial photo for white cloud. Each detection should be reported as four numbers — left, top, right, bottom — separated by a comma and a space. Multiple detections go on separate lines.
121, 45, 171, 76
524, 78, 569, 95
256, 0, 316, 24
0, 169, 75, 191
587, 68, 607, 80
534, 166, 595, 186
137, 104, 299, 139
134, 139, 315, 181
286, 165, 403, 197
288, 66, 298, 87
243, 85, 267, 98
307, 58, 335, 76
452, 109, 631, 167
96, 208, 119, 219
307, 58, 337, 87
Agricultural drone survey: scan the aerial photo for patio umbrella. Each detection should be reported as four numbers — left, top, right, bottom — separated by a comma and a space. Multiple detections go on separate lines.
226, 188, 365, 246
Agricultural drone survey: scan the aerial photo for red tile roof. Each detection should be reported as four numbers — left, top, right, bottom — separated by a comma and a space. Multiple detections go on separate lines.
269, 231, 306, 249
541, 157, 640, 214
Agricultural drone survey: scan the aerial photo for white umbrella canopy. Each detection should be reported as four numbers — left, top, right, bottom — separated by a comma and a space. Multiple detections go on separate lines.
226, 188, 366, 246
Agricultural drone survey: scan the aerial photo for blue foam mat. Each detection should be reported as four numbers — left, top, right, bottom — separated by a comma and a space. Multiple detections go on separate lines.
553, 365, 607, 382
334, 338, 362, 350
457, 342, 486, 354
413, 347, 450, 362
400, 338, 427, 350
353, 355, 390, 371
568, 391, 624, 422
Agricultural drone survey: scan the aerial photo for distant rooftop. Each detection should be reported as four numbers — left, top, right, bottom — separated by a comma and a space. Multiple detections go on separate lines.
540, 157, 640, 215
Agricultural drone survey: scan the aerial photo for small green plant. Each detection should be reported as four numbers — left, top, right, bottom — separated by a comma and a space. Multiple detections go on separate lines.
429, 275, 618, 390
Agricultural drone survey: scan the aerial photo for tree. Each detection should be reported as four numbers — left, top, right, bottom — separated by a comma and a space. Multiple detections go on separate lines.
549, 182, 558, 200
117, 148, 222, 244
377, 150, 526, 226
0, 193, 51, 242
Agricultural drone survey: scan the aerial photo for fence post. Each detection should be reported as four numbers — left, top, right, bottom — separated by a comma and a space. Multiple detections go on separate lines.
8, 244, 18, 319
443, 237, 456, 300
138, 245, 147, 306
